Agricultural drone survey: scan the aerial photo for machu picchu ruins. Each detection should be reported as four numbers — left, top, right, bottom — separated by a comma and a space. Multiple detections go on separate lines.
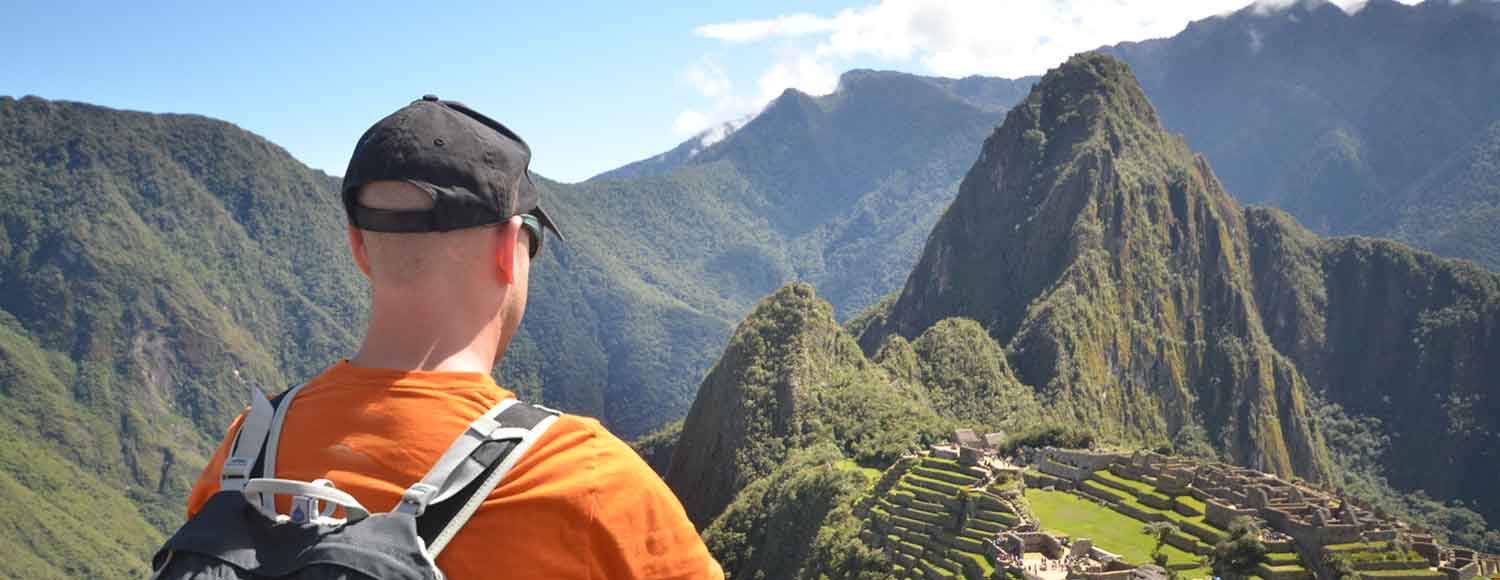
856, 430, 1500, 580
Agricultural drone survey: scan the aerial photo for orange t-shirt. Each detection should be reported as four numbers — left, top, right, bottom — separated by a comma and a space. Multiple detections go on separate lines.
187, 361, 722, 579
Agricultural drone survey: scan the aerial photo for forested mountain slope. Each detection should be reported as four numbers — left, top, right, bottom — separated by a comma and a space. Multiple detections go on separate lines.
1104, 0, 1500, 270
0, 95, 362, 577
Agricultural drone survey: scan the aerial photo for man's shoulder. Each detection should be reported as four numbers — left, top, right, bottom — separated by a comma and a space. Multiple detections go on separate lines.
516, 410, 651, 481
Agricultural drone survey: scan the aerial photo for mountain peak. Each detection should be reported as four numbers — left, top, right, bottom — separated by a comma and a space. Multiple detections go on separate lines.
1025, 53, 1164, 144
860, 54, 1332, 481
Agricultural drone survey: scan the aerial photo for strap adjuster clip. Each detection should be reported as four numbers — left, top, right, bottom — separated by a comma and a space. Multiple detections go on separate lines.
221, 457, 251, 480
401, 483, 439, 516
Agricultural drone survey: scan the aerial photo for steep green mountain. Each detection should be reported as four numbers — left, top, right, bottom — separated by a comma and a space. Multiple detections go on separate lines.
859, 53, 1332, 482
0, 95, 364, 577
1246, 207, 1500, 526
664, 282, 1042, 530
503, 71, 1032, 438
663, 283, 945, 528
1102, 0, 1500, 270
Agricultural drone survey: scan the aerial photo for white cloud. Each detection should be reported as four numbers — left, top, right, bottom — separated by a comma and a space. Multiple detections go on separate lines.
684, 55, 731, 99
673, 109, 710, 137
673, 0, 1423, 146
756, 53, 838, 103
694, 13, 840, 43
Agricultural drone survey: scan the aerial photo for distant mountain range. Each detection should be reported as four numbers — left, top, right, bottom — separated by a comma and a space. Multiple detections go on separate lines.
1, 0, 1498, 575
505, 70, 1031, 439
1102, 0, 1500, 269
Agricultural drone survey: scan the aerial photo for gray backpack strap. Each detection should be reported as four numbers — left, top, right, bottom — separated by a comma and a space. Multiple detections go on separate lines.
259, 381, 311, 481
396, 399, 559, 556
218, 385, 276, 494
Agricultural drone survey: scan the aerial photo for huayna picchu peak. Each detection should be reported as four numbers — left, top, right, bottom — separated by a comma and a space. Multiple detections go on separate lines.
859, 53, 1332, 483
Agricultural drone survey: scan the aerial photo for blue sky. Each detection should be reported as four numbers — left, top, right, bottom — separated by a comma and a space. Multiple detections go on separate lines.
1, 0, 1407, 182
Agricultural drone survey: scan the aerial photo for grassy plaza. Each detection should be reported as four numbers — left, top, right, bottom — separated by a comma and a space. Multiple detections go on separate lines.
1024, 488, 1212, 579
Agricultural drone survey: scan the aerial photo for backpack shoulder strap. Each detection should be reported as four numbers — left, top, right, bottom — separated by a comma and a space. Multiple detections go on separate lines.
259, 382, 311, 482
397, 399, 559, 556
218, 386, 278, 493
218, 384, 299, 499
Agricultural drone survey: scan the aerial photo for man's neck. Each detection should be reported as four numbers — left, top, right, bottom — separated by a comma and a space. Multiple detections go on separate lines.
350, 294, 506, 374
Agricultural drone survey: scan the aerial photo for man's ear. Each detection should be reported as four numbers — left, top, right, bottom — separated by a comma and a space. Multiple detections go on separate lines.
494, 216, 523, 285
348, 225, 373, 279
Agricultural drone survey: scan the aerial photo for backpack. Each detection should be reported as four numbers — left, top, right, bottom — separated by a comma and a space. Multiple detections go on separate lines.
151, 381, 559, 580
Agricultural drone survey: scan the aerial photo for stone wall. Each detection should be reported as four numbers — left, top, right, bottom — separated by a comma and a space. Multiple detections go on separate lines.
1260, 506, 1362, 549
1256, 563, 1314, 580
1441, 562, 1478, 580
1077, 569, 1136, 580
1090, 545, 1125, 563
1025, 469, 1075, 491
1164, 532, 1210, 556
1353, 560, 1432, 572
1038, 454, 1092, 482
1205, 499, 1256, 529
1045, 448, 1130, 471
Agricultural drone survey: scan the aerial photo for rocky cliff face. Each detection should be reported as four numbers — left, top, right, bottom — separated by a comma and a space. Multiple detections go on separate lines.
1247, 207, 1500, 524
861, 54, 1332, 481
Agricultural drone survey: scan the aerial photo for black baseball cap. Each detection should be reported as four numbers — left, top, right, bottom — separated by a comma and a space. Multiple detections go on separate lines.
341, 95, 562, 242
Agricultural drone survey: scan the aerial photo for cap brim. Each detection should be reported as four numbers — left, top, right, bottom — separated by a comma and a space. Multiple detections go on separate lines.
530, 204, 564, 243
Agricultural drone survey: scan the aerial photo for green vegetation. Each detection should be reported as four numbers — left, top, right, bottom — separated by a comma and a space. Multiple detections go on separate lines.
671, 52, 1500, 576
1000, 425, 1097, 457
629, 419, 682, 476
504, 69, 1029, 440
1144, 521, 1181, 561
0, 96, 367, 575
1107, 3, 1500, 274
857, 53, 1334, 484
6, 18, 1497, 575
703, 444, 883, 580
1026, 489, 1204, 574
0, 70, 1032, 571
666, 284, 955, 527
1324, 553, 1358, 580
1108, 2, 1500, 531
862, 455, 1024, 580
1209, 517, 1269, 580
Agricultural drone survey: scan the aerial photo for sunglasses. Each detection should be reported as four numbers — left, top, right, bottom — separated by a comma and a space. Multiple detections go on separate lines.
519, 212, 544, 259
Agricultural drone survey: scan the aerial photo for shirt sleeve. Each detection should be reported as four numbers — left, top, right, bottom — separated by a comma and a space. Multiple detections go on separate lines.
581, 420, 725, 580
185, 409, 248, 519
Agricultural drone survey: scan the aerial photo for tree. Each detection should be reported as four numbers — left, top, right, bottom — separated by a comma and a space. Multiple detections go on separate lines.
1143, 521, 1181, 561
1323, 552, 1357, 580
1209, 517, 1269, 580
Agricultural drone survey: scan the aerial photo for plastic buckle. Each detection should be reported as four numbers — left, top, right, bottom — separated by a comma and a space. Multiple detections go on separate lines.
401, 483, 439, 516
221, 457, 251, 481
